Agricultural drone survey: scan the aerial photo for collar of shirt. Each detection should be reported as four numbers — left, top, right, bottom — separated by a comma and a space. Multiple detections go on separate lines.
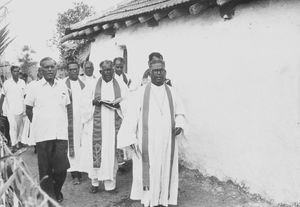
40, 78, 59, 87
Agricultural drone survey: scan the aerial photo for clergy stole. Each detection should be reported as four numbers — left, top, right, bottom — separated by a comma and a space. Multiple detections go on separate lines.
121, 73, 131, 87
142, 83, 175, 195
66, 78, 85, 157
92, 78, 123, 168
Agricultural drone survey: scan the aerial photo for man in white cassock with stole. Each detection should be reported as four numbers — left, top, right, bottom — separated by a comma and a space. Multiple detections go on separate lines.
80, 60, 129, 193
117, 58, 186, 207
65, 61, 85, 185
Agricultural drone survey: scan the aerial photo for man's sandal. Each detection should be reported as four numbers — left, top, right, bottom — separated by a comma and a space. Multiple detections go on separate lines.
89, 186, 98, 194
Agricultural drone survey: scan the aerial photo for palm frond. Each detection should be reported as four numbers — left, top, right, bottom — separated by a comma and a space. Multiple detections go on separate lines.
0, 24, 13, 56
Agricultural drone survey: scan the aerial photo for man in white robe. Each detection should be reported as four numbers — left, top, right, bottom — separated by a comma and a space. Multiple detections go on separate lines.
65, 61, 85, 185
80, 60, 128, 193
80, 61, 97, 86
118, 59, 186, 207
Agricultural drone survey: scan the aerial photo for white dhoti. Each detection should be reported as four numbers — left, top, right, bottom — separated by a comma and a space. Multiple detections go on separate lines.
7, 113, 24, 146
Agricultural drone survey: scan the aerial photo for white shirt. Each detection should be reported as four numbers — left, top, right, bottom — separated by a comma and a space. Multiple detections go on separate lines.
2, 78, 26, 115
80, 75, 97, 86
24, 78, 70, 142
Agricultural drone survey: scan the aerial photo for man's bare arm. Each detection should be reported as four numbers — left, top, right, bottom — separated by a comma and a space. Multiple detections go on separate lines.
26, 105, 33, 122
0, 94, 5, 115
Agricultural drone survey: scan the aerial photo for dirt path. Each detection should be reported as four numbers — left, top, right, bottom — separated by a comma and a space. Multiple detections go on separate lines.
21, 147, 274, 207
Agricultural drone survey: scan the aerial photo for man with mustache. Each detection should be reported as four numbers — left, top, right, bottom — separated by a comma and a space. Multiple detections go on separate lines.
25, 57, 70, 203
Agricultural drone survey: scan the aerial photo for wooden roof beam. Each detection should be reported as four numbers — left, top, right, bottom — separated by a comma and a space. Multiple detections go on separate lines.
93, 25, 101, 32
189, 2, 210, 15
102, 23, 113, 30
153, 11, 169, 21
218, 0, 240, 20
84, 28, 93, 36
113, 22, 125, 30
125, 19, 138, 27
168, 8, 188, 19
72, 31, 79, 38
138, 15, 153, 24
78, 30, 85, 36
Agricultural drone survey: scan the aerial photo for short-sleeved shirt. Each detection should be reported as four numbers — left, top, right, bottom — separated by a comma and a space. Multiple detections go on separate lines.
2, 78, 26, 115
24, 78, 70, 143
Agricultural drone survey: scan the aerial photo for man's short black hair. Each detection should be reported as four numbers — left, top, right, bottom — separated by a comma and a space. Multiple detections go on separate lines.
40, 57, 56, 67
83, 60, 94, 68
149, 59, 165, 67
99, 60, 113, 69
67, 60, 80, 69
148, 52, 163, 62
113, 57, 124, 65
10, 65, 20, 72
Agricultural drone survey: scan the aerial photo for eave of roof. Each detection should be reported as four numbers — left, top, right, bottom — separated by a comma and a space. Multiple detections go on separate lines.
61, 0, 242, 43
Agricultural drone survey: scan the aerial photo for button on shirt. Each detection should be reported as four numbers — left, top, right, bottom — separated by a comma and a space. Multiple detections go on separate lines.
24, 78, 70, 142
2, 78, 26, 115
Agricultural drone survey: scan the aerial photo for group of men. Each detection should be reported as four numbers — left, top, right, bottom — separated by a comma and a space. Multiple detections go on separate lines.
0, 52, 186, 207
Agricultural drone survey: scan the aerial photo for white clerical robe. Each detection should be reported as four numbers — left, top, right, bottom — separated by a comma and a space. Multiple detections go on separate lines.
117, 83, 186, 207
68, 80, 84, 172
80, 79, 128, 182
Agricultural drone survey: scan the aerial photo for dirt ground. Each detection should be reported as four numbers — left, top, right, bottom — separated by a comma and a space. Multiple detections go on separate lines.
21, 147, 276, 207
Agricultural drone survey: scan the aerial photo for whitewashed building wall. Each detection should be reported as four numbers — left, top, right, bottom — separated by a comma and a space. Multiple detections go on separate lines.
89, 0, 300, 203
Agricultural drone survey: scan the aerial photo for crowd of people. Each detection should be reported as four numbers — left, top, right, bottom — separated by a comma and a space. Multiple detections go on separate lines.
0, 52, 186, 207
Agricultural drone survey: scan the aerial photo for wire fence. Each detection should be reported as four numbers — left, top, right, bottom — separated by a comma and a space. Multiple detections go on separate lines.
0, 133, 61, 207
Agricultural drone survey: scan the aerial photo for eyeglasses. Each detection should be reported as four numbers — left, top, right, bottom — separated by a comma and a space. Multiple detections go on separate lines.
43, 65, 55, 69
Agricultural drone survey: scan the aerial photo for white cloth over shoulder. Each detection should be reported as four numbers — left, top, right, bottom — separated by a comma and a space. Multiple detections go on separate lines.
22, 80, 39, 146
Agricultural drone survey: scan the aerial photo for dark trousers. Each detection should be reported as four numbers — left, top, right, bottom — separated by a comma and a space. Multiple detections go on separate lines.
0, 116, 10, 146
71, 171, 82, 179
36, 140, 70, 197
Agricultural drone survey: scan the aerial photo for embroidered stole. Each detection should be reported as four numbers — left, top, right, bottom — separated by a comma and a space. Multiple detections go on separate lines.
142, 83, 175, 195
92, 78, 123, 168
66, 78, 85, 157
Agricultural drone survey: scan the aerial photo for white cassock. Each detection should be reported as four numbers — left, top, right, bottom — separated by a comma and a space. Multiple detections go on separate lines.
118, 83, 186, 207
21, 80, 39, 146
80, 78, 128, 190
67, 79, 84, 172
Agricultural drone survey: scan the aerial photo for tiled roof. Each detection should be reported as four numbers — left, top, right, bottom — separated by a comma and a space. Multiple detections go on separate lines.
70, 0, 204, 31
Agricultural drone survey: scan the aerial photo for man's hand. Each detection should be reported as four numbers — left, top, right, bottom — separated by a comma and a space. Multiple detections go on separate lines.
175, 127, 183, 136
92, 98, 102, 107
129, 144, 141, 158
26, 105, 33, 122
103, 102, 120, 109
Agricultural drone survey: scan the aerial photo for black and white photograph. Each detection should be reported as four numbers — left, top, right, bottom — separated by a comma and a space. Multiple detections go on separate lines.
0, 0, 299, 206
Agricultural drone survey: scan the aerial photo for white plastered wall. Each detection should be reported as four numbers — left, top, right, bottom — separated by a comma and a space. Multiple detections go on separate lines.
89, 0, 300, 203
